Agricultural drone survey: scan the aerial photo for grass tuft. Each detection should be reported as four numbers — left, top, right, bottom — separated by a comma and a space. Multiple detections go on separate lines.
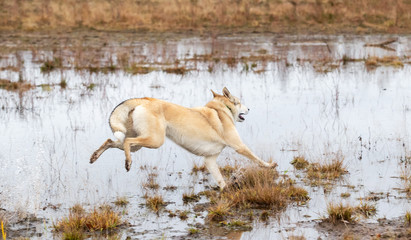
54, 204, 122, 238
326, 202, 355, 224
355, 201, 377, 217
291, 156, 309, 170
114, 197, 129, 207
208, 200, 231, 222
145, 195, 165, 213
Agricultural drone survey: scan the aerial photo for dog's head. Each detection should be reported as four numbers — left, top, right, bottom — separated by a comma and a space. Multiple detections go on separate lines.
212, 87, 249, 122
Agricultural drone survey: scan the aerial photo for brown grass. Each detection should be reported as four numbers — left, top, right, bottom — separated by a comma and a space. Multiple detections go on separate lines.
145, 195, 165, 213
53, 204, 122, 238
0, 79, 33, 92
400, 166, 411, 194
365, 56, 404, 69
191, 163, 207, 174
306, 158, 347, 181
219, 167, 309, 211
2, 0, 411, 33
326, 202, 356, 224
291, 156, 309, 170
182, 192, 201, 204
208, 200, 232, 222
355, 201, 377, 218
113, 197, 129, 207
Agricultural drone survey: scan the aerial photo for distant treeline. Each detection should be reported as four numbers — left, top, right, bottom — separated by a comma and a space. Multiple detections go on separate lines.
1, 0, 410, 33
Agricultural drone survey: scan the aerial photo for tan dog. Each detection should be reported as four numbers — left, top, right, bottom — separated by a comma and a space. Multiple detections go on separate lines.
90, 87, 276, 189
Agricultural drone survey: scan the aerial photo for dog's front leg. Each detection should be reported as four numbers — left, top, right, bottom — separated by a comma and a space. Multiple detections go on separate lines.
204, 154, 226, 190
236, 144, 277, 168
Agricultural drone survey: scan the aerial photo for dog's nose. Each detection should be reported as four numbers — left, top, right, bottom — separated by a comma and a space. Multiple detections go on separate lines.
248, 108, 250, 111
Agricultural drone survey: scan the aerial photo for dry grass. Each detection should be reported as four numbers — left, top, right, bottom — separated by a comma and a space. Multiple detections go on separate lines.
0, 79, 33, 92
291, 156, 309, 170
365, 56, 404, 69
53, 204, 122, 238
306, 158, 347, 181
208, 200, 232, 222
326, 202, 356, 224
216, 167, 309, 212
113, 197, 129, 207
2, 0, 411, 33
355, 201, 377, 217
400, 166, 411, 194
145, 195, 165, 213
182, 192, 201, 204
191, 163, 207, 174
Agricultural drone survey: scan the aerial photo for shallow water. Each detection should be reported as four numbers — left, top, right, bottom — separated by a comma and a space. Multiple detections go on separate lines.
0, 33, 410, 239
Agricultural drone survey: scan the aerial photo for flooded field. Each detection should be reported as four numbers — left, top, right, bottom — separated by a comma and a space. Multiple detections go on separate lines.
0, 32, 410, 239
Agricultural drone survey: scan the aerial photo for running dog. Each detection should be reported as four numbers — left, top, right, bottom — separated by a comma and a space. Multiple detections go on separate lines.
90, 87, 276, 189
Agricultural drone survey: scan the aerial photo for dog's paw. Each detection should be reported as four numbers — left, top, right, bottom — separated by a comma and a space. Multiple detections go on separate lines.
90, 152, 97, 164
125, 160, 131, 172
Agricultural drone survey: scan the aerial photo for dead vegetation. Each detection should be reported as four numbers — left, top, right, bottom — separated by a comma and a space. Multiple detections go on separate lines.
325, 201, 377, 224
365, 56, 404, 69
0, 79, 33, 92
291, 155, 347, 185
145, 194, 165, 213
53, 204, 123, 239
205, 166, 309, 223
2, 0, 411, 33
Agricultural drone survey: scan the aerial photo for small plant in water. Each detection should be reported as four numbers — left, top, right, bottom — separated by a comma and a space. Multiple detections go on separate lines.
326, 202, 355, 224
355, 201, 377, 217
54, 204, 122, 238
182, 192, 201, 203
188, 227, 199, 235
114, 196, 129, 207
208, 200, 231, 221
291, 156, 309, 170
145, 195, 165, 213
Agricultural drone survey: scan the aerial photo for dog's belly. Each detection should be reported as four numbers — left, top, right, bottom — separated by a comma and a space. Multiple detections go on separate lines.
166, 129, 225, 156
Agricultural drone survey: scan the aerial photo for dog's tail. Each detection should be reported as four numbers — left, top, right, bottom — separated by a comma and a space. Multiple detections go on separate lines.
109, 100, 133, 143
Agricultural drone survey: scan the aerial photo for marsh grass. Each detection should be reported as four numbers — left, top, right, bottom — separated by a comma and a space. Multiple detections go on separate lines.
188, 227, 199, 235
208, 200, 232, 221
40, 57, 62, 73
400, 166, 411, 194
205, 166, 308, 222
3, 0, 411, 33
326, 202, 356, 224
113, 197, 129, 207
292, 155, 347, 183
355, 202, 377, 217
291, 156, 309, 170
191, 163, 207, 174
53, 204, 122, 238
145, 195, 165, 213
365, 56, 404, 69
182, 192, 201, 204
0, 79, 33, 92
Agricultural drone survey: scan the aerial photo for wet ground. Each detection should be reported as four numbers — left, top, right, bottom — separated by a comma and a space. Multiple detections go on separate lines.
0, 32, 410, 239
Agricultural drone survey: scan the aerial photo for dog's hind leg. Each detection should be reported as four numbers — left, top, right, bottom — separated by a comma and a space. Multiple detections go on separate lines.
204, 154, 226, 190
90, 138, 123, 164
90, 139, 115, 163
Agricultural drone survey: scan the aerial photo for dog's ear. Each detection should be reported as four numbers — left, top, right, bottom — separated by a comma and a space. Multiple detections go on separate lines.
222, 87, 234, 101
211, 89, 219, 98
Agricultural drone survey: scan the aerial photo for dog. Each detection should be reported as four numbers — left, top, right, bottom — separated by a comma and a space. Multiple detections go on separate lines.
90, 87, 277, 189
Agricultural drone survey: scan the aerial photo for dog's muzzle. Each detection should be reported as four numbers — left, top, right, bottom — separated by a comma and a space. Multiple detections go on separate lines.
238, 113, 246, 121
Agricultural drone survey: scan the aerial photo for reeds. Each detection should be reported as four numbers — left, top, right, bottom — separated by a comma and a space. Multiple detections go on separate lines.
145, 195, 165, 213
326, 202, 355, 224
2, 0, 411, 33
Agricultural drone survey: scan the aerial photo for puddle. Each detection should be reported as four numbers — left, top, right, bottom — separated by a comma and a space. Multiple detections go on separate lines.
0, 33, 410, 239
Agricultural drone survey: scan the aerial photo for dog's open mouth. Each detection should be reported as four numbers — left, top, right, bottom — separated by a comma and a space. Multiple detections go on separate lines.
239, 113, 245, 121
